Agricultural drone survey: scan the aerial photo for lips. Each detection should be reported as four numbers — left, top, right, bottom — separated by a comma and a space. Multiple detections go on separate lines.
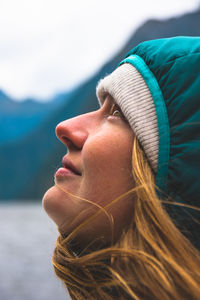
62, 156, 81, 176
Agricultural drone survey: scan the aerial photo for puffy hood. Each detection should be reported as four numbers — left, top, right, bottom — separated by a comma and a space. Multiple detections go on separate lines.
97, 37, 200, 249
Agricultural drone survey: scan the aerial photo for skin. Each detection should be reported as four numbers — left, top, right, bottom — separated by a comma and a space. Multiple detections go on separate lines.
43, 95, 135, 248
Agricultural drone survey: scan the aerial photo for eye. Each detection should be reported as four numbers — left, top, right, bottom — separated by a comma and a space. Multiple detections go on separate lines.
112, 109, 121, 117
109, 104, 126, 120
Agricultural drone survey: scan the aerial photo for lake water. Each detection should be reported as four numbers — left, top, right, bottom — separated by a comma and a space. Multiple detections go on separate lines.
0, 203, 70, 300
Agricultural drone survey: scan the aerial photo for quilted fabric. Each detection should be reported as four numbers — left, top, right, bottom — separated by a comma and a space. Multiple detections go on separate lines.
120, 37, 200, 249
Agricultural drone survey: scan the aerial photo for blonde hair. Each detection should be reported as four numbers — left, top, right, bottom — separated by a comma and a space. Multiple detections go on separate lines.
52, 136, 200, 300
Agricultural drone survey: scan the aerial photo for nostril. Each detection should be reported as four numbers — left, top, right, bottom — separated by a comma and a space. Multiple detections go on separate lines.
61, 136, 70, 143
61, 136, 73, 146
61, 136, 82, 151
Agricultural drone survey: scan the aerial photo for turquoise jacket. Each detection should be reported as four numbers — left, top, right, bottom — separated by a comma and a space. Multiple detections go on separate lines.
119, 37, 200, 250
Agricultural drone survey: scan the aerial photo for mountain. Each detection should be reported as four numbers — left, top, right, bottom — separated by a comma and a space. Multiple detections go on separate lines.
1, 8, 200, 200
0, 90, 73, 145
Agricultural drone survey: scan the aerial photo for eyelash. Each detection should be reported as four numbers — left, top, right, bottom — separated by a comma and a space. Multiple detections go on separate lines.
109, 104, 126, 120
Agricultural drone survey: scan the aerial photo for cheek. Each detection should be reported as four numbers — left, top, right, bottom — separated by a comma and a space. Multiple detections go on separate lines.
80, 132, 134, 205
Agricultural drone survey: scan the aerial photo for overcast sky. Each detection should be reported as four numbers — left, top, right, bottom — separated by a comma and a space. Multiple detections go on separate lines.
0, 0, 199, 101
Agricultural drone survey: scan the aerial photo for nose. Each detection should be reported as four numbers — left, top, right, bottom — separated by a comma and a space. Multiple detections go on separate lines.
56, 110, 100, 151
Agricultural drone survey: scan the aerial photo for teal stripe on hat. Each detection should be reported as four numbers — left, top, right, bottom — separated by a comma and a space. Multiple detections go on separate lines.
118, 55, 170, 193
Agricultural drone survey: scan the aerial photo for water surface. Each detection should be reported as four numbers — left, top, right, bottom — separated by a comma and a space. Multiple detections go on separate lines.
0, 203, 69, 300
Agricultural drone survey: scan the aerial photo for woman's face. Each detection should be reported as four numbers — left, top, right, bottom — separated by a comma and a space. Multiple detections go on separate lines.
43, 95, 135, 247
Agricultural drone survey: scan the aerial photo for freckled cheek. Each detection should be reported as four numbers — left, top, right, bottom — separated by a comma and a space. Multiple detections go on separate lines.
82, 138, 120, 178
80, 138, 133, 204
81, 147, 114, 200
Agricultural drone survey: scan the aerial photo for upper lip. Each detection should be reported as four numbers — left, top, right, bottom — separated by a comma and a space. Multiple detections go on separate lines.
62, 156, 82, 176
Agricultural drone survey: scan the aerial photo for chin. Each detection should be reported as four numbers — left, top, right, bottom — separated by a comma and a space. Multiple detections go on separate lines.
42, 185, 63, 218
42, 184, 78, 232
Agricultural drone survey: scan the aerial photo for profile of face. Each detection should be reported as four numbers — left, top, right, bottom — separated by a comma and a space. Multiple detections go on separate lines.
43, 95, 135, 248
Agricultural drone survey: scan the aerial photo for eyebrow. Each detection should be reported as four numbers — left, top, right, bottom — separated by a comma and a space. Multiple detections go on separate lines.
104, 93, 116, 107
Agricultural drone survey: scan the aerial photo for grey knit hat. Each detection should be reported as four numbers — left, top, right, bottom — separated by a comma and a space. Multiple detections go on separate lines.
96, 63, 158, 174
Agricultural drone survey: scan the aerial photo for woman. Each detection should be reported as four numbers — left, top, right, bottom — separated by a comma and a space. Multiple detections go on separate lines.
43, 36, 200, 300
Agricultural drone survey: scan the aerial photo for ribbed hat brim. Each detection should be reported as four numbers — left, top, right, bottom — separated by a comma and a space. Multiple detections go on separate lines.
96, 63, 159, 173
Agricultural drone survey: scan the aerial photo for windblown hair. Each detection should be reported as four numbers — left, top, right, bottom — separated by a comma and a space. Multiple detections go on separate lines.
52, 137, 200, 300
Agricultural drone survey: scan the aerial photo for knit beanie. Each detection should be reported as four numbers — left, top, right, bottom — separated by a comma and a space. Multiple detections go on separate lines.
96, 37, 200, 250
96, 63, 159, 174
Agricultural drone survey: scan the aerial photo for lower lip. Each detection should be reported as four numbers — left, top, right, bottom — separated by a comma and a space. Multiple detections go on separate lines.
55, 167, 77, 177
